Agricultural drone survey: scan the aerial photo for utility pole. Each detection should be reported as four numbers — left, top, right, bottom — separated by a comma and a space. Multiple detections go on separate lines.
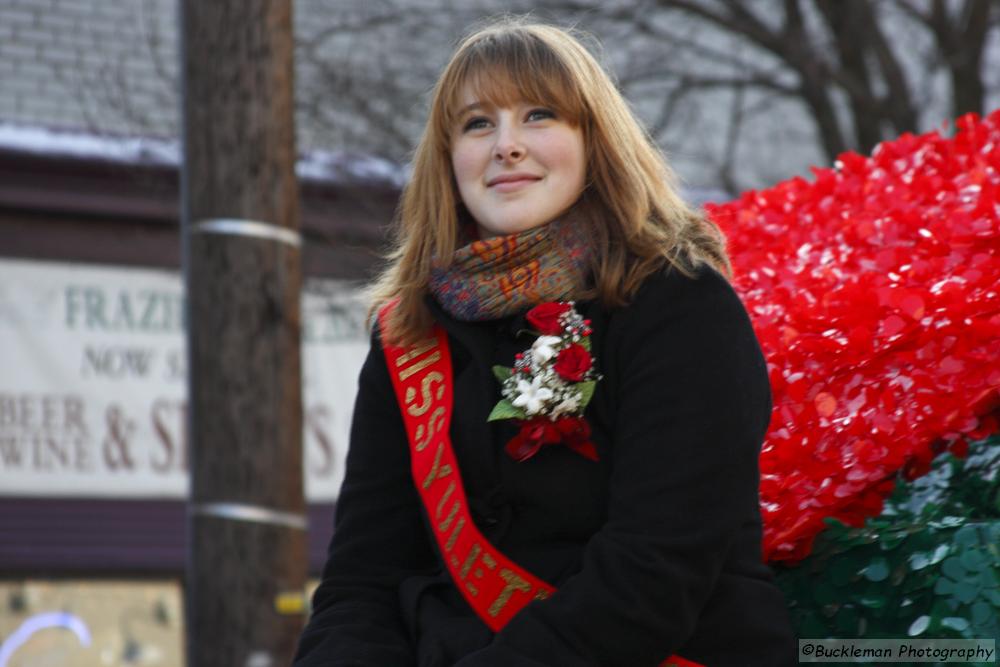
180, 2, 306, 666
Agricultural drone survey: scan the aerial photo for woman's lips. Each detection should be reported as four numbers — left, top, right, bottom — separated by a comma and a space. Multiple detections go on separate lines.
489, 177, 541, 193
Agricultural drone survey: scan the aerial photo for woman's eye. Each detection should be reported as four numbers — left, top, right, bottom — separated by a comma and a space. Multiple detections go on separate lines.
526, 108, 555, 122
463, 117, 490, 132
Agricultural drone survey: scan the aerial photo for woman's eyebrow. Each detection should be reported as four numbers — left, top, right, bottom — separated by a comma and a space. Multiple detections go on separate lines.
457, 101, 487, 117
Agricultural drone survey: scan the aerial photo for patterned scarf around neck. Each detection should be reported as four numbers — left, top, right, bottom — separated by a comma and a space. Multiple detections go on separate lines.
428, 209, 594, 322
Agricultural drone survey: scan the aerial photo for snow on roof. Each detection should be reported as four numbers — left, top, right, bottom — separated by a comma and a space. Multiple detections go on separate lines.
0, 122, 407, 188
297, 150, 409, 188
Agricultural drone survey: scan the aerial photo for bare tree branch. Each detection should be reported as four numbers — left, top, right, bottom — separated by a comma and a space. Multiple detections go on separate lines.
717, 83, 747, 196
73, 0, 998, 195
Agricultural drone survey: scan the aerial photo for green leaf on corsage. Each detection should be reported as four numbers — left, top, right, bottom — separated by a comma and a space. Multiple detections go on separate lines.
492, 365, 513, 383
488, 398, 526, 421
577, 380, 597, 407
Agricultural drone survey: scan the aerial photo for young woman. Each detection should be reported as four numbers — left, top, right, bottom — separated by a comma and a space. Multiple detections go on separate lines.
295, 19, 797, 667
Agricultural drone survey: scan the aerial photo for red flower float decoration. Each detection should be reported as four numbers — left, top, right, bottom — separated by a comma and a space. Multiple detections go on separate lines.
707, 111, 1000, 563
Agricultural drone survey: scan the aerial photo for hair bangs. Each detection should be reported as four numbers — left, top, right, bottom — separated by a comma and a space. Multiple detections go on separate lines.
438, 29, 587, 140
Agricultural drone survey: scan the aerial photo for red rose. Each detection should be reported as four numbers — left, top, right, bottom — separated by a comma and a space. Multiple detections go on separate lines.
553, 343, 592, 381
526, 302, 571, 335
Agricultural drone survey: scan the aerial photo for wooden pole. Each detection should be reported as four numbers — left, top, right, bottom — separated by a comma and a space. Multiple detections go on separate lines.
180, 1, 306, 665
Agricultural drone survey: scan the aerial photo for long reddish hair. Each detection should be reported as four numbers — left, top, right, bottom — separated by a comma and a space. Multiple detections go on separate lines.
369, 18, 729, 346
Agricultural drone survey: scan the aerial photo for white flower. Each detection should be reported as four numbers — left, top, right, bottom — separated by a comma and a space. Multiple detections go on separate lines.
530, 335, 562, 364
551, 392, 581, 417
512, 375, 554, 415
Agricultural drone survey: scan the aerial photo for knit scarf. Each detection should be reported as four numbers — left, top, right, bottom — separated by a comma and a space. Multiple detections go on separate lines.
428, 209, 594, 321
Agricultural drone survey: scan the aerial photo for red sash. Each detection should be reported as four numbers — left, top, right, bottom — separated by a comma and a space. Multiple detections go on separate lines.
379, 309, 701, 667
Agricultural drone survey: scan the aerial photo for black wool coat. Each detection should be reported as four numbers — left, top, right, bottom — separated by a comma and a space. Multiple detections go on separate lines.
294, 265, 798, 667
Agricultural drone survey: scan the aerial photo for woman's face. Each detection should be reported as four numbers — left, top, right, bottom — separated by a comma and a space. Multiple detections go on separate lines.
450, 85, 586, 239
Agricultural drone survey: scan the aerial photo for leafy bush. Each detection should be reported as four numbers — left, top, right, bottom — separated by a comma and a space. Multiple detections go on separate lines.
774, 434, 1000, 650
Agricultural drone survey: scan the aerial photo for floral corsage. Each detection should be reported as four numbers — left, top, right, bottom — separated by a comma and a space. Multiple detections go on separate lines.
488, 302, 602, 462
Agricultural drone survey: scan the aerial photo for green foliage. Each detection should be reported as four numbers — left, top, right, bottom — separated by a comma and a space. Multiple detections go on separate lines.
577, 380, 597, 406
492, 365, 513, 383
487, 398, 525, 421
774, 434, 1000, 655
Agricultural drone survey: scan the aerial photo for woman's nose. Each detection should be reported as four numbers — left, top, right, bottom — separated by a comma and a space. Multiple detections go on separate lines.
493, 123, 525, 162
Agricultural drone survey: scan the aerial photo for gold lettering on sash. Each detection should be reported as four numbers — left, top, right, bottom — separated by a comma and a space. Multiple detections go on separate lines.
435, 480, 456, 520
457, 543, 500, 598
399, 350, 442, 381
459, 543, 482, 580
444, 517, 465, 551
488, 569, 533, 617
414, 423, 428, 451
414, 405, 446, 452
385, 321, 562, 632
439, 500, 460, 532
421, 442, 453, 490
405, 371, 445, 417
430, 406, 446, 435
395, 337, 437, 366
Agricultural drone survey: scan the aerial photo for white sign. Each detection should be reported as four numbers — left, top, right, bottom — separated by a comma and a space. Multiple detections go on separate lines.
0, 257, 370, 501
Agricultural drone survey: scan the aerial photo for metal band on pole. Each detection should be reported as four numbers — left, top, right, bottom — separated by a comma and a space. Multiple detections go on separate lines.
191, 502, 308, 531
192, 218, 302, 248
